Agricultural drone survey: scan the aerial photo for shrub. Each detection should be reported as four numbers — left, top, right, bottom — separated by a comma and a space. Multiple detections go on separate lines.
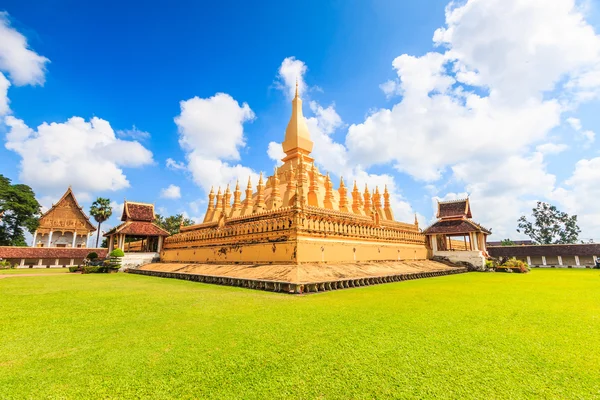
86, 252, 99, 260
109, 248, 125, 258
68, 266, 82, 273
0, 260, 14, 269
497, 257, 530, 273
485, 259, 497, 271
82, 265, 109, 274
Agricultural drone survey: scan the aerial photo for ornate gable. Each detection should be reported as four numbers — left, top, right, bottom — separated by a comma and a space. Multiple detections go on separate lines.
37, 188, 96, 234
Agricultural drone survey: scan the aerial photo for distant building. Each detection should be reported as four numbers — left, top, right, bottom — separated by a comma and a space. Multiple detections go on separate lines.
32, 187, 96, 248
0, 187, 104, 268
488, 243, 599, 268
487, 240, 534, 246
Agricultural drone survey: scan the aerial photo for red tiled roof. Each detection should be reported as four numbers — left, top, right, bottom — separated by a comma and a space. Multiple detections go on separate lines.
489, 244, 600, 257
0, 246, 108, 259
105, 221, 169, 237
437, 199, 472, 219
423, 219, 491, 235
121, 201, 155, 222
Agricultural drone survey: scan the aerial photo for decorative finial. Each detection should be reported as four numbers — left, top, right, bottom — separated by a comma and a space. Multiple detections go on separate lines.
209, 186, 214, 194
247, 176, 252, 189
235, 180, 240, 191
340, 176, 345, 187
258, 172, 264, 185
295, 78, 299, 98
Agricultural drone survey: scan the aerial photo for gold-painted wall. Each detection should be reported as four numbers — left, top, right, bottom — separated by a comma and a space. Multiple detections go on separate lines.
160, 236, 428, 264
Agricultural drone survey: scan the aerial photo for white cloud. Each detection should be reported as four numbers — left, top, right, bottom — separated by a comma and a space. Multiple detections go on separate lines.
536, 143, 569, 154
567, 117, 582, 131
267, 141, 285, 165
166, 158, 186, 171
0, 13, 49, 116
4, 116, 153, 196
553, 157, 600, 239
117, 125, 150, 140
0, 12, 49, 86
379, 80, 400, 99
174, 93, 259, 191
337, 0, 600, 239
160, 184, 181, 199
0, 72, 9, 115
276, 56, 307, 99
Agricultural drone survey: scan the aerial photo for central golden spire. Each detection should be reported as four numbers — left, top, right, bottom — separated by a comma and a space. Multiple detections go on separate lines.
282, 80, 314, 162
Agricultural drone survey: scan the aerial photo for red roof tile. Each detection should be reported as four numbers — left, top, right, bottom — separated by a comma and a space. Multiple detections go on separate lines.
437, 199, 472, 219
423, 219, 490, 235
121, 201, 155, 222
0, 246, 108, 259
105, 221, 169, 237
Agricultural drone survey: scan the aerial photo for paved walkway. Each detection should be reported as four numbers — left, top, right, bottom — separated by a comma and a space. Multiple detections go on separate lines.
0, 273, 76, 279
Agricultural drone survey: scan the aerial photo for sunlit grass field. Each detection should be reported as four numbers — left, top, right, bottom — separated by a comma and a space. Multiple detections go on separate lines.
1, 269, 599, 399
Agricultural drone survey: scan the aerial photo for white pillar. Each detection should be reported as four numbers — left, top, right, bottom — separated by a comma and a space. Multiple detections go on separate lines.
526, 256, 532, 266
69, 259, 74, 266
37, 259, 43, 267
55, 259, 59, 267
542, 256, 547, 266
157, 236, 163, 253
473, 233, 479, 250
558, 256, 563, 266
108, 235, 114, 252
20, 259, 25, 267
72, 231, 77, 248
575, 255, 580, 266
432, 236, 438, 252
594, 255, 598, 264
47, 230, 53, 247
32, 230, 38, 247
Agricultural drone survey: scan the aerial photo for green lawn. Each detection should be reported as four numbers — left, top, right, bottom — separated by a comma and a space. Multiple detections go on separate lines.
1, 269, 599, 399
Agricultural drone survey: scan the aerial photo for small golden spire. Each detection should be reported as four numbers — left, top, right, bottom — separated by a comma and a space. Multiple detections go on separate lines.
247, 176, 252, 189
295, 78, 299, 98
339, 176, 345, 188
235, 180, 240, 191
258, 172, 264, 186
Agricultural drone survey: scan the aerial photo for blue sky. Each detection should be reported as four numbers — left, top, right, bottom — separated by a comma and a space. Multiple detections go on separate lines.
1, 0, 600, 244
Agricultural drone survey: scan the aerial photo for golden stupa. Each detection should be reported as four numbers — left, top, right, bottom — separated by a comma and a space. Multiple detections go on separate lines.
161, 83, 427, 264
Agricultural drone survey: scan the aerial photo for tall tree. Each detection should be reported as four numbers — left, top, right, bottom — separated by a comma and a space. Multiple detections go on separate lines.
0, 175, 41, 246
501, 239, 516, 246
154, 213, 194, 235
89, 198, 112, 247
517, 202, 580, 244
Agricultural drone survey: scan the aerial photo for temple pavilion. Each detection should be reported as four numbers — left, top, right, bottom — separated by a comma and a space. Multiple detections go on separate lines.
423, 198, 491, 267
32, 187, 95, 248
104, 201, 169, 253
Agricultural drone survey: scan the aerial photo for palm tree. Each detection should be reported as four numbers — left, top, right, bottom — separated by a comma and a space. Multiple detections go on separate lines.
89, 197, 112, 248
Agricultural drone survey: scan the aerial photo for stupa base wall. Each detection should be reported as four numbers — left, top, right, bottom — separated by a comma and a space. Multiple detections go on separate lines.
131, 260, 466, 294
295, 237, 428, 263
160, 237, 428, 264
160, 240, 299, 264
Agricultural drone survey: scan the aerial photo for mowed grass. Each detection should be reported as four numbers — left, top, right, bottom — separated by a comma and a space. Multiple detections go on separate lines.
1, 270, 599, 399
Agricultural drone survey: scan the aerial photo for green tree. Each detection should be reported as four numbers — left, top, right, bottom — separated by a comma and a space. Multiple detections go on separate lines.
154, 213, 194, 235
517, 202, 580, 244
89, 198, 112, 248
501, 239, 516, 246
0, 175, 41, 246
